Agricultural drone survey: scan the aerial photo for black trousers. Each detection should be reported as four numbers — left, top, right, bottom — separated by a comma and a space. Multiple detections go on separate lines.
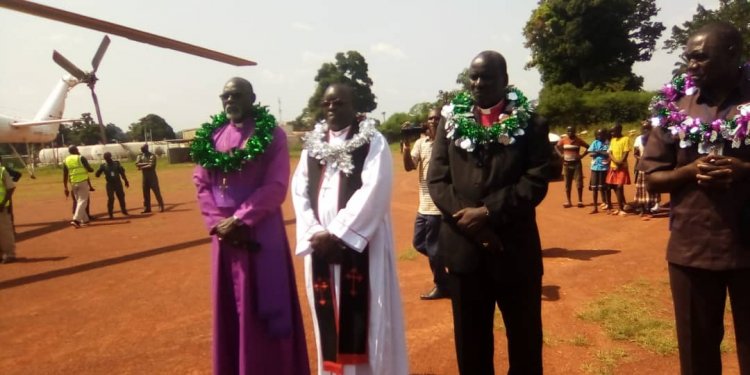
413, 213, 448, 290
448, 252, 543, 375
106, 183, 127, 216
669, 263, 750, 375
142, 175, 164, 210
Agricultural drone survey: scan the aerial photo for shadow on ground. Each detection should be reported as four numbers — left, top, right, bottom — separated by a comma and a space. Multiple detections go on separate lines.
542, 285, 561, 301
542, 247, 620, 261
0, 238, 210, 290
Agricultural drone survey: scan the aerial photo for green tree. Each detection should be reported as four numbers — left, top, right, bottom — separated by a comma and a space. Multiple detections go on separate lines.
456, 68, 471, 91
524, 0, 664, 90
56, 112, 102, 145
663, 0, 750, 73
379, 112, 412, 142
128, 114, 176, 141
296, 51, 377, 128
105, 123, 128, 142
408, 102, 434, 126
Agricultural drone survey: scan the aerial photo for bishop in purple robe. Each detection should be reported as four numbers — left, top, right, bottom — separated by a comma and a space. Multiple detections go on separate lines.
192, 77, 309, 375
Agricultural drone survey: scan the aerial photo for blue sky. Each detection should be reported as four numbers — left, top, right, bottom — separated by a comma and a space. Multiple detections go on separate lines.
0, 0, 719, 132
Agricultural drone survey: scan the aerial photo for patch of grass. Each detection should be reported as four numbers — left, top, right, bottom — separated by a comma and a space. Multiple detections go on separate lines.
570, 333, 592, 347
577, 280, 678, 355
581, 348, 628, 375
398, 248, 419, 261
543, 330, 559, 346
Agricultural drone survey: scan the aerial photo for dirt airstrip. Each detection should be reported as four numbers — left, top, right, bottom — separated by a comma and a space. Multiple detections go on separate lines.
0, 156, 740, 374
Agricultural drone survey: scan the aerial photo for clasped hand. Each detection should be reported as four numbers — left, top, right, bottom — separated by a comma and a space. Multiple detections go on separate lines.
310, 231, 346, 264
211, 216, 243, 243
452, 206, 488, 235
695, 154, 749, 188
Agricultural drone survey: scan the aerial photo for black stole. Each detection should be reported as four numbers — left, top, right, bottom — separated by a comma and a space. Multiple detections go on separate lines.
307, 124, 370, 374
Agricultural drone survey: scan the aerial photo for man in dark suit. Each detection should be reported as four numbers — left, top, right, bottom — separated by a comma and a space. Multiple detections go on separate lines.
641, 22, 750, 374
428, 50, 550, 375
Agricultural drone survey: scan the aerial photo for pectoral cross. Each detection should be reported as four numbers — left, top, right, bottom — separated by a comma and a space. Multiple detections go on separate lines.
313, 278, 330, 306
345, 267, 364, 296
219, 177, 228, 197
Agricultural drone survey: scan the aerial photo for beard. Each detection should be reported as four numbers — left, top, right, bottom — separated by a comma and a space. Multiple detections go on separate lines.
225, 105, 245, 122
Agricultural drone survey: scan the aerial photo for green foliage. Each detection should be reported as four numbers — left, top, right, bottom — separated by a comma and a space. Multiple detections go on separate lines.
408, 102, 434, 126
663, 0, 750, 75
455, 68, 471, 91
55, 113, 103, 145
296, 51, 377, 128
105, 123, 128, 143
524, 0, 664, 90
128, 114, 176, 141
379, 112, 412, 142
538, 84, 653, 126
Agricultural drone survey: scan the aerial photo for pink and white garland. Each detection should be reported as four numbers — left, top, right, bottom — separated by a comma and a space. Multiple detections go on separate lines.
650, 73, 750, 153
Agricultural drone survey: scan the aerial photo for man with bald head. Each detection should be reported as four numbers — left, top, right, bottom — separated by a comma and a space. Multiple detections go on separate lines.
640, 22, 750, 374
193, 77, 309, 374
292, 83, 408, 374
428, 51, 550, 374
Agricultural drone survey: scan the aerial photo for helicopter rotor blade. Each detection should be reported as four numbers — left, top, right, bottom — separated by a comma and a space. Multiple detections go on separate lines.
89, 87, 108, 144
91, 35, 110, 72
0, 0, 256, 66
52, 50, 86, 80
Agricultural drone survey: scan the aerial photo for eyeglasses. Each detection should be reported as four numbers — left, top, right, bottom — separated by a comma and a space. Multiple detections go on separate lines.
427, 116, 441, 120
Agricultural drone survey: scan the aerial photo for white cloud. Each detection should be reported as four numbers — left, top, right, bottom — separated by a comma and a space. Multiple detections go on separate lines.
291, 22, 314, 32
370, 42, 406, 60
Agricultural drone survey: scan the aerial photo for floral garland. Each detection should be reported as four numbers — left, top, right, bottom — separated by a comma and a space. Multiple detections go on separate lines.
650, 73, 750, 153
441, 86, 533, 152
190, 105, 276, 173
302, 118, 378, 176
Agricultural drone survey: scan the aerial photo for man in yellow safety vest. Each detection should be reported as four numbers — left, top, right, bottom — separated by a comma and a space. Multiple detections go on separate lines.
63, 145, 94, 227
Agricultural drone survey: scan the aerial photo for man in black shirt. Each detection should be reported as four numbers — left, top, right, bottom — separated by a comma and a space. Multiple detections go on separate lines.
95, 152, 130, 219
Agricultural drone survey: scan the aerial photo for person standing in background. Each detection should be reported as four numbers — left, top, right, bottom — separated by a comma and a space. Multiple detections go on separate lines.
402, 108, 449, 300
136, 144, 165, 213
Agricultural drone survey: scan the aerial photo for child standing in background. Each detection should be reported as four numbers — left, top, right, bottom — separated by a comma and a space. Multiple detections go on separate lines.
587, 128, 611, 214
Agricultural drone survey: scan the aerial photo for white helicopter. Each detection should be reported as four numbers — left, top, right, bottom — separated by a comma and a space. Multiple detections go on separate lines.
0, 0, 256, 176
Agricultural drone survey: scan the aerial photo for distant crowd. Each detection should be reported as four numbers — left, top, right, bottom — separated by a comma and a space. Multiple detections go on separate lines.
555, 122, 662, 219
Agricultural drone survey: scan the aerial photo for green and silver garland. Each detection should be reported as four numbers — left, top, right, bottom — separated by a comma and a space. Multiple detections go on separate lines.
442, 86, 533, 152
190, 105, 276, 173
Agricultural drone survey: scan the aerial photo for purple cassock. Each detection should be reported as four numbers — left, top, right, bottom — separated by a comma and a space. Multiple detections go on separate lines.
193, 118, 309, 375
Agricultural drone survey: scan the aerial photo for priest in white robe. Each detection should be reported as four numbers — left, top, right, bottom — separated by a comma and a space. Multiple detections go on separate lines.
292, 84, 408, 375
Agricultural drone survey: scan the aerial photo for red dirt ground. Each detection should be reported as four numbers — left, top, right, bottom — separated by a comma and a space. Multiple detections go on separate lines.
0, 156, 741, 374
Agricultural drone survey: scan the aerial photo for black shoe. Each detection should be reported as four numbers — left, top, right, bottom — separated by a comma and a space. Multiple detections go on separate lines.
122, 211, 129, 216
420, 286, 449, 300
159, 205, 164, 213
141, 209, 151, 214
